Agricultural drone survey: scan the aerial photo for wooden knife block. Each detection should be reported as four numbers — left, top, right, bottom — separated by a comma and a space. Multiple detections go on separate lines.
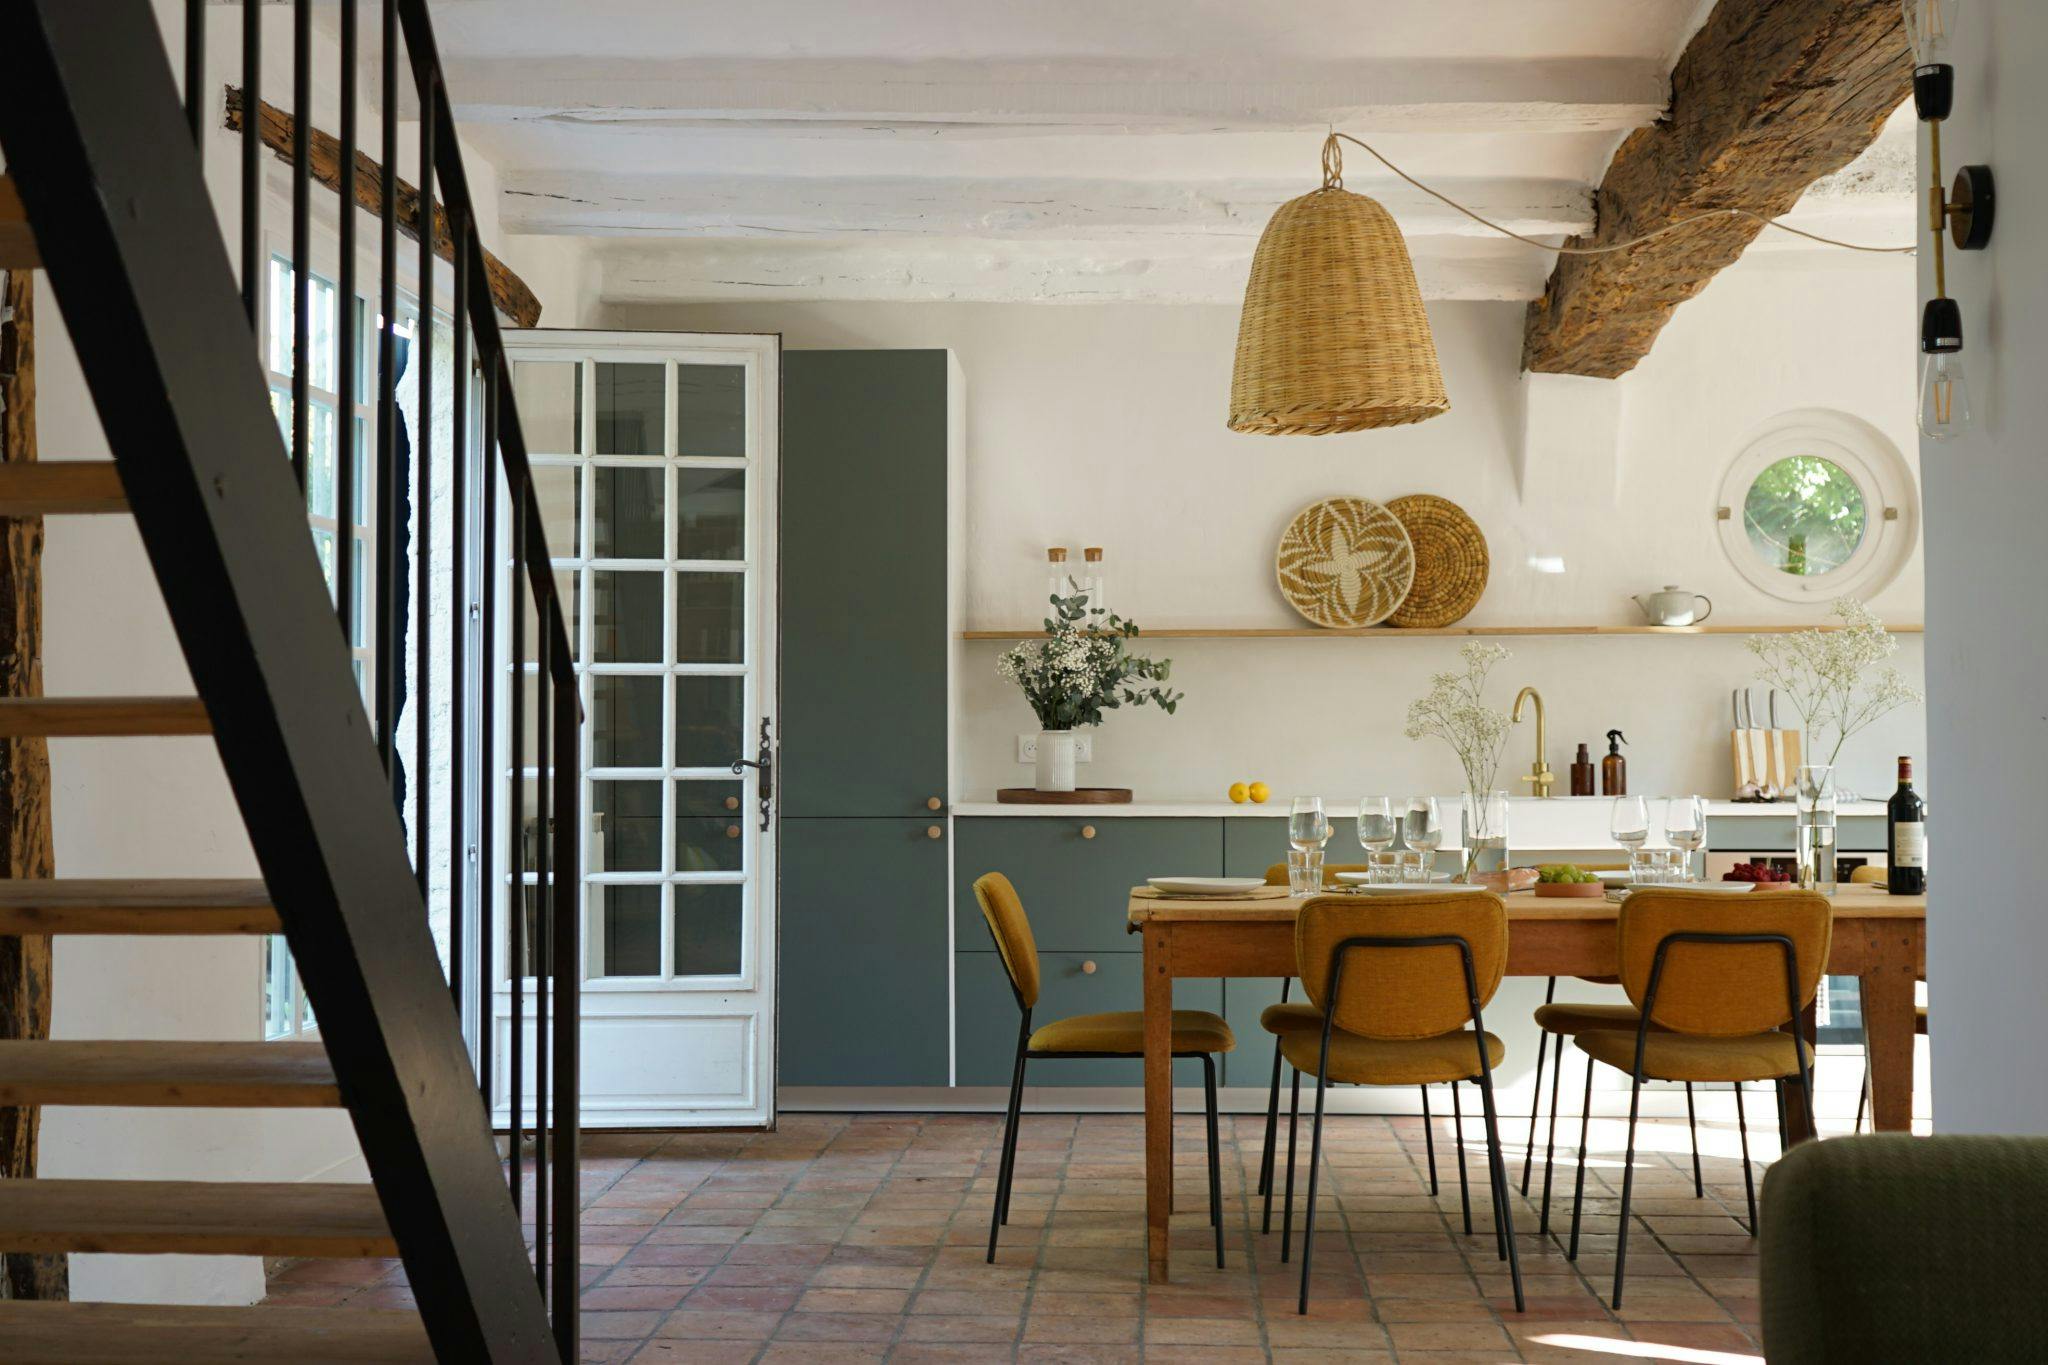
1731, 728, 1803, 795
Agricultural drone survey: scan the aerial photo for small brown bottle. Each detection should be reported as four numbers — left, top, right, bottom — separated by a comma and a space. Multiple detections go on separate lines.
1601, 729, 1628, 795
1570, 743, 1596, 796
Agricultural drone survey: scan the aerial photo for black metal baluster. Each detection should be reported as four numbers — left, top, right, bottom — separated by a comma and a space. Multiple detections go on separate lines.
507, 476, 526, 1212
550, 638, 580, 1355
414, 77, 434, 896
476, 357, 498, 1112
290, 0, 310, 493
533, 586, 551, 1295
375, 0, 399, 781
183, 0, 203, 146
240, 0, 259, 326
448, 227, 468, 1012
336, 0, 357, 637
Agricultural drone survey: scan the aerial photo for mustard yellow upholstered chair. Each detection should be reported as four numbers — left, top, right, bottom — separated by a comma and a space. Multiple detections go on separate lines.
971, 872, 1235, 1267
1567, 888, 1830, 1310
1848, 864, 1887, 885
1272, 891, 1524, 1316
1250, 863, 1449, 1221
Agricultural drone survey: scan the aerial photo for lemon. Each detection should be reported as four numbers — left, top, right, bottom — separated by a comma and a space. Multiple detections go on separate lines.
1249, 781, 1271, 804
1227, 782, 1249, 804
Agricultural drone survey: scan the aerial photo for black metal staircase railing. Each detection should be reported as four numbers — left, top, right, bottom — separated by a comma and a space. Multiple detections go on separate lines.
2, 1, 580, 1358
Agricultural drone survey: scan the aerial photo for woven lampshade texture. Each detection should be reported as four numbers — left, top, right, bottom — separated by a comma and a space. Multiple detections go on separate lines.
1229, 185, 1449, 435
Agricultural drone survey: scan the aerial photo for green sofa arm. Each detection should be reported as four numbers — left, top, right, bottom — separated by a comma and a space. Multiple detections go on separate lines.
1761, 1134, 2048, 1363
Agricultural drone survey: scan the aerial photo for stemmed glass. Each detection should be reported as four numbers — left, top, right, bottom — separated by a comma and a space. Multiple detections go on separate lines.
1357, 797, 1395, 855
1403, 796, 1444, 882
1611, 796, 1651, 878
1290, 796, 1331, 852
1663, 795, 1706, 883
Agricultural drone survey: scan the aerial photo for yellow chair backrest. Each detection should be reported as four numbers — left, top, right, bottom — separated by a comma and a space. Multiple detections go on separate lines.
1617, 889, 1831, 1037
973, 872, 1040, 1008
1262, 862, 1372, 887
1849, 865, 1886, 885
1294, 892, 1508, 1040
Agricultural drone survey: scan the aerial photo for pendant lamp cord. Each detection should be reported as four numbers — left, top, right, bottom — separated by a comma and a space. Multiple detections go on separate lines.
1322, 132, 1915, 257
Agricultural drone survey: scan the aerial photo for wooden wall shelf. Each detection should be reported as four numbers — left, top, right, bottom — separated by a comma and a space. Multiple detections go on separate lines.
959, 623, 1925, 641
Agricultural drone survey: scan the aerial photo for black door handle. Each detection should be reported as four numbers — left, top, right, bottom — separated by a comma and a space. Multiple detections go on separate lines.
731, 717, 773, 831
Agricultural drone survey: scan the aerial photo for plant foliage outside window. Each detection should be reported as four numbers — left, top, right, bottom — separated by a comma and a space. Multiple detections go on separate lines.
1743, 455, 1867, 578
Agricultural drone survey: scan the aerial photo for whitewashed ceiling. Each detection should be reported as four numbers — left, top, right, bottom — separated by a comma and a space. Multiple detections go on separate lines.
413, 0, 1913, 304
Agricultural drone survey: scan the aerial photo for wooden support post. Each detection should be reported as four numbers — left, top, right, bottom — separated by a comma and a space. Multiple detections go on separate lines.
0, 270, 65, 1301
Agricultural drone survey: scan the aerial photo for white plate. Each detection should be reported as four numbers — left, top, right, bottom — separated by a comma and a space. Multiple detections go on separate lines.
1334, 871, 1454, 886
1332, 879, 1487, 895
1609, 881, 1756, 897
1146, 876, 1267, 896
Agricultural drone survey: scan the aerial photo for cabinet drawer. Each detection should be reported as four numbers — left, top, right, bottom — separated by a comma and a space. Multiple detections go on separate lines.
954, 816, 1223, 953
955, 951, 1223, 1087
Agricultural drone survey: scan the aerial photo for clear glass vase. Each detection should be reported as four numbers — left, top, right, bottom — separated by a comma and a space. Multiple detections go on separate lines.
1460, 789, 1510, 882
1795, 764, 1838, 893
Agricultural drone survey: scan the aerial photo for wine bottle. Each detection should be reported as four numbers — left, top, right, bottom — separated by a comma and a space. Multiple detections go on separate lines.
1886, 756, 1927, 894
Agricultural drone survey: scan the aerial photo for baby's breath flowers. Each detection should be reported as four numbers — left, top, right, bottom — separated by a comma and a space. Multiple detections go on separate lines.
997, 591, 1181, 731
1747, 599, 1923, 769
1404, 641, 1515, 801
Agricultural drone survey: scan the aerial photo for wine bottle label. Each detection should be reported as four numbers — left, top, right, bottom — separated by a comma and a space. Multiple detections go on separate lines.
1894, 821, 1927, 868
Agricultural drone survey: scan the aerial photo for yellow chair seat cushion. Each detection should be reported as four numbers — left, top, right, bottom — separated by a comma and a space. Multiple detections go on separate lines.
1577, 1028, 1813, 1083
1280, 1026, 1504, 1086
1029, 1010, 1234, 1056
1259, 1001, 1325, 1036
1533, 1001, 1651, 1036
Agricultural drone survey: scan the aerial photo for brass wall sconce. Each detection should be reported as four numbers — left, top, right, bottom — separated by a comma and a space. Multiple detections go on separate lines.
1908, 0, 1994, 438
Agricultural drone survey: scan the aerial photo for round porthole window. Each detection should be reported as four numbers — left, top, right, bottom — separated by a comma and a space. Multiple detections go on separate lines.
1717, 410, 1916, 603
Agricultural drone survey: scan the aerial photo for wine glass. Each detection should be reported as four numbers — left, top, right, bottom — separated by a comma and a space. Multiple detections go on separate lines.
1357, 797, 1395, 854
1288, 796, 1330, 853
1403, 796, 1443, 879
1663, 795, 1706, 883
1611, 796, 1651, 877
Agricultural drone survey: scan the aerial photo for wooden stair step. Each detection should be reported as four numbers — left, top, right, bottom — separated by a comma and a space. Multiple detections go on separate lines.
0, 462, 127, 514
0, 696, 210, 737
0, 1179, 396, 1257
0, 878, 278, 934
0, 176, 36, 269
0, 1041, 338, 1108
0, 1300, 431, 1364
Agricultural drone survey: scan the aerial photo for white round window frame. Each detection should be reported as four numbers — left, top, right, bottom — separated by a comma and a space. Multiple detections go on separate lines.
1716, 409, 1918, 604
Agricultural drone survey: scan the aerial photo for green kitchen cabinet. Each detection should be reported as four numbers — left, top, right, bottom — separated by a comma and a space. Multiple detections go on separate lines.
1222, 816, 1363, 879
1221, 976, 1297, 1091
779, 817, 950, 1086
953, 816, 1223, 954
955, 951, 1224, 1087
779, 350, 951, 819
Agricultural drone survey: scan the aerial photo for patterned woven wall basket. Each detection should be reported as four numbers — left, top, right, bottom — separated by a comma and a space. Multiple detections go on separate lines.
1229, 142, 1449, 435
1275, 497, 1416, 629
1385, 494, 1490, 629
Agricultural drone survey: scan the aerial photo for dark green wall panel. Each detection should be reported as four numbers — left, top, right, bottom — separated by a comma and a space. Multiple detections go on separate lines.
954, 817, 1222, 954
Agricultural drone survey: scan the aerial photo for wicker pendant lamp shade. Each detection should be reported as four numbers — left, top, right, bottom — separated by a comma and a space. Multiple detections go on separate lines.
1228, 136, 1449, 435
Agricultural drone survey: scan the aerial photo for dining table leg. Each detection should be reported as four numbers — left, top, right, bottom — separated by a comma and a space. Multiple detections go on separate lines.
1143, 921, 1175, 1284
1860, 928, 1922, 1133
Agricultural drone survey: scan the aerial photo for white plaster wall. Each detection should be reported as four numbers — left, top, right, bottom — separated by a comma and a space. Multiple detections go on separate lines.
599, 247, 1926, 803
1924, 6, 2048, 1135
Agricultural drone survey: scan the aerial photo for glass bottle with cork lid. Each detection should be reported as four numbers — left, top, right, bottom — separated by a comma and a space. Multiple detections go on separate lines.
1045, 547, 1073, 607
1080, 547, 1106, 614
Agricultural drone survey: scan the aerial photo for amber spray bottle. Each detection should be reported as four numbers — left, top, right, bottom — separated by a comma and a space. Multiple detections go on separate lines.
1601, 730, 1628, 795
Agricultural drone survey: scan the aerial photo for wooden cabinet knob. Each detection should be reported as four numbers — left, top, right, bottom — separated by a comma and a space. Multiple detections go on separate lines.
926, 825, 943, 840
927, 796, 943, 811
1081, 959, 1097, 975
725, 825, 740, 839
1080, 825, 1097, 840
725, 795, 739, 811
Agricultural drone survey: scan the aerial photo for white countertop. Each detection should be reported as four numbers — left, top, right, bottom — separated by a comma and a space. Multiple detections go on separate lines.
953, 798, 1888, 819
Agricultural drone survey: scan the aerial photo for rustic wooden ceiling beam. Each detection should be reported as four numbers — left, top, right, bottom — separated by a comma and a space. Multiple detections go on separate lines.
223, 87, 542, 328
1521, 0, 1910, 379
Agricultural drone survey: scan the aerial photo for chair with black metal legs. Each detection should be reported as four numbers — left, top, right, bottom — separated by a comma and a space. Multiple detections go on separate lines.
1565, 888, 1829, 1310
972, 872, 1234, 1268
1272, 891, 1525, 1317
1253, 863, 1440, 1224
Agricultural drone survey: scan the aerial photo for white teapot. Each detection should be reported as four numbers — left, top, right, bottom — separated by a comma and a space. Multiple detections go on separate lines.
1631, 585, 1713, 627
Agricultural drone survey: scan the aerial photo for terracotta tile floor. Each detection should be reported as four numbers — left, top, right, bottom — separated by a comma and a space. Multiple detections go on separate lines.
269, 1108, 1792, 1363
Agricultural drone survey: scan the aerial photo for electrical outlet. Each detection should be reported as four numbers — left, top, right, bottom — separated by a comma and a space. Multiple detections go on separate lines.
1016, 734, 1093, 763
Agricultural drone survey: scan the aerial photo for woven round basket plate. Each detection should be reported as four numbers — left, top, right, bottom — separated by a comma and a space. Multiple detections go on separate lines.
1275, 497, 1415, 629
1385, 494, 1489, 628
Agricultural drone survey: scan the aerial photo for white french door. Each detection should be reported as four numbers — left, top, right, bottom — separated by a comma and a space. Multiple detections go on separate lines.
495, 329, 779, 1128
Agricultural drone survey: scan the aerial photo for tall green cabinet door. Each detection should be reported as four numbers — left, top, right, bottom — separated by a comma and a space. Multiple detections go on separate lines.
780, 350, 952, 818
779, 818, 950, 1086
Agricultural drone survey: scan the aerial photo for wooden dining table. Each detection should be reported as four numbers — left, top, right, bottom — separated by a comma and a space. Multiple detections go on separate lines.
1126, 883, 1928, 1284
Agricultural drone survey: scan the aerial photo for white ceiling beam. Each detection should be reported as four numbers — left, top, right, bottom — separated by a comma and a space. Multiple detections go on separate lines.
589, 239, 1552, 306
499, 172, 1593, 241
436, 56, 1668, 136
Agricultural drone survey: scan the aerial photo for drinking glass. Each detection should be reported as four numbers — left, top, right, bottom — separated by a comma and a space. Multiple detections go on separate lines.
1366, 849, 1406, 884
1398, 850, 1432, 884
1289, 796, 1330, 853
1357, 797, 1395, 854
1663, 795, 1707, 883
1287, 846, 1325, 896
